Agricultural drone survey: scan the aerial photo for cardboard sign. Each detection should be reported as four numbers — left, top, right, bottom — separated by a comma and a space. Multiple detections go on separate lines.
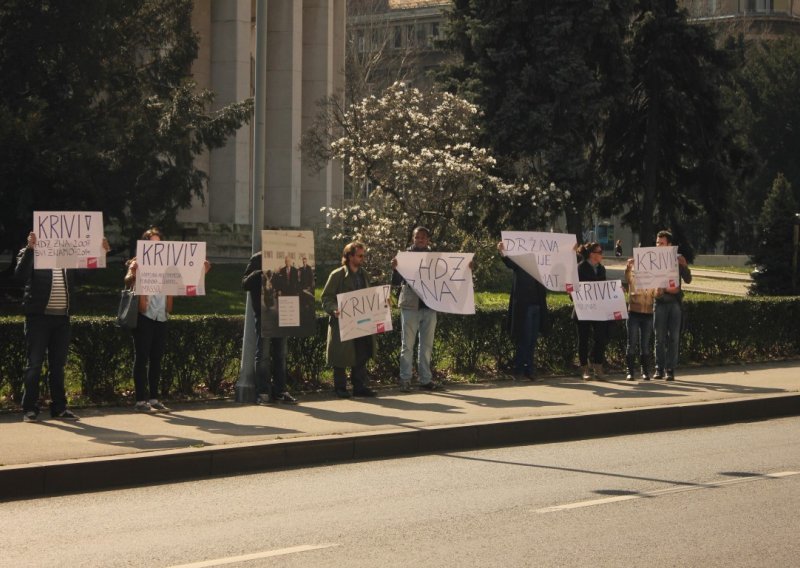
570, 280, 628, 321
394, 252, 475, 315
134, 240, 206, 296
33, 211, 106, 269
632, 246, 680, 290
337, 285, 393, 342
500, 231, 578, 292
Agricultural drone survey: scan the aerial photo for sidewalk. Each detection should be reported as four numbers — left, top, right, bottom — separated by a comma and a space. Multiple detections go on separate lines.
1, 361, 798, 500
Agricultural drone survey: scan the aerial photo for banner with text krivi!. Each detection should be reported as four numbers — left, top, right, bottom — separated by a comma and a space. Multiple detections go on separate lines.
33, 211, 106, 269
568, 280, 628, 321
500, 231, 579, 292
394, 252, 475, 315
337, 285, 393, 342
632, 246, 679, 290
134, 240, 206, 296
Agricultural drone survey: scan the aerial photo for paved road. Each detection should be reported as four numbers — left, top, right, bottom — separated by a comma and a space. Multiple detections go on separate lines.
2, 416, 797, 567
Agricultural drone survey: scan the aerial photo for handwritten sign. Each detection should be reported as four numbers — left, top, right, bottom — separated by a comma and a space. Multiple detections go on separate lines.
500, 231, 579, 292
394, 252, 475, 315
633, 246, 679, 290
33, 211, 106, 269
337, 285, 393, 342
570, 280, 628, 321
134, 240, 206, 296
278, 296, 300, 327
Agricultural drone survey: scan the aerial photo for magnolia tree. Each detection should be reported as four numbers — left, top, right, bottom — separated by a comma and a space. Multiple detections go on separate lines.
312, 82, 565, 279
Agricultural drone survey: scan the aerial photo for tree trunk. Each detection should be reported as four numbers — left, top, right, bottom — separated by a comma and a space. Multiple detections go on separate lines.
640, 87, 659, 247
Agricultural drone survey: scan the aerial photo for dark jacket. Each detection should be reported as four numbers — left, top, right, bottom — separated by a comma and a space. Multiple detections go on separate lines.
321, 264, 378, 367
242, 252, 263, 326
13, 246, 77, 315
501, 256, 549, 336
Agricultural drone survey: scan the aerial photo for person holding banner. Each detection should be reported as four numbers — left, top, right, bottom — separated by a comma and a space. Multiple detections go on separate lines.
321, 241, 378, 398
497, 240, 549, 380
15, 231, 110, 421
653, 230, 692, 381
624, 258, 655, 381
242, 251, 298, 405
124, 227, 211, 412
574, 242, 609, 380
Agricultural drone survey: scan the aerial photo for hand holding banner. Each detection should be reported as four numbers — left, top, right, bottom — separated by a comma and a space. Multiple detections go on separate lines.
500, 231, 578, 292
33, 211, 106, 269
632, 246, 679, 290
569, 280, 628, 321
394, 252, 475, 315
336, 285, 393, 342
134, 240, 206, 296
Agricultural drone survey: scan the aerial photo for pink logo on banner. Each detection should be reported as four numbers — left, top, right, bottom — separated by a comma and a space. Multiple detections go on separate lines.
566, 283, 574, 294
669, 279, 677, 288
86, 257, 98, 269
186, 285, 197, 296
377, 322, 385, 333
613, 311, 623, 320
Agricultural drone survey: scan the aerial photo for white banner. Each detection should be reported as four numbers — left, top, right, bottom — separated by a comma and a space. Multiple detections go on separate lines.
337, 285, 393, 342
33, 211, 106, 269
500, 231, 578, 292
395, 252, 475, 315
568, 280, 628, 321
134, 240, 206, 296
632, 246, 679, 290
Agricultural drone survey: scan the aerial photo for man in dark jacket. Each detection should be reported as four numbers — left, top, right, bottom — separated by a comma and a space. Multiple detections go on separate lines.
242, 252, 298, 404
14, 232, 109, 421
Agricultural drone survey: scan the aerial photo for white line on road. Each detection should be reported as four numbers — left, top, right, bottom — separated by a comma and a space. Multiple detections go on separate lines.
535, 471, 800, 514
166, 544, 340, 568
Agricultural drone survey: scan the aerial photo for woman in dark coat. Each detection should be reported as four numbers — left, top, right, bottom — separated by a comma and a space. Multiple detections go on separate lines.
497, 241, 549, 380
574, 242, 608, 380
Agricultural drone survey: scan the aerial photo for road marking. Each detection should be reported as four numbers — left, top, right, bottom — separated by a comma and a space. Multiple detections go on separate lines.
166, 544, 340, 568
535, 471, 800, 514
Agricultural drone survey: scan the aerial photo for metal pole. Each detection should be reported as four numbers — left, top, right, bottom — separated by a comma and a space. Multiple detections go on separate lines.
236, 0, 267, 403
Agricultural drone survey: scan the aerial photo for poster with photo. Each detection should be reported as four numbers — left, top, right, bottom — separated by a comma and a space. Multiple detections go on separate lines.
261, 230, 316, 338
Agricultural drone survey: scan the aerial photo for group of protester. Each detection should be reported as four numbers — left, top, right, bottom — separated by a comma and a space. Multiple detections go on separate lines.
13, 226, 691, 422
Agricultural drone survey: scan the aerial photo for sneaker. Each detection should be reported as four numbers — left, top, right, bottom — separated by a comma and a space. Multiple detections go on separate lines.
255, 394, 272, 405
353, 387, 377, 397
653, 368, 663, 380
665, 369, 675, 381
23, 411, 38, 422
418, 382, 442, 391
582, 366, 592, 381
399, 381, 411, 392
625, 372, 635, 381
272, 392, 298, 404
149, 400, 170, 412
134, 401, 153, 412
53, 409, 80, 421
334, 388, 352, 399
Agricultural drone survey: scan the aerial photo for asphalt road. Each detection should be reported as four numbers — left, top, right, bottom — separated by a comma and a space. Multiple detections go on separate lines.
2, 417, 798, 568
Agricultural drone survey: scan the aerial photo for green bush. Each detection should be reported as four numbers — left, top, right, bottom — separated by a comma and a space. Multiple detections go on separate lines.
0, 295, 798, 407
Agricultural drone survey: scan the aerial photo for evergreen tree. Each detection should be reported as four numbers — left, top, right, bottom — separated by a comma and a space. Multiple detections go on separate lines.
441, 0, 632, 239
0, 0, 252, 255
749, 174, 800, 296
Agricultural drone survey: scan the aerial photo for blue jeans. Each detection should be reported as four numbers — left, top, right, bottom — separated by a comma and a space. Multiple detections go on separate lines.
400, 307, 437, 384
254, 334, 287, 397
22, 314, 70, 415
654, 302, 682, 371
626, 311, 653, 370
513, 304, 541, 375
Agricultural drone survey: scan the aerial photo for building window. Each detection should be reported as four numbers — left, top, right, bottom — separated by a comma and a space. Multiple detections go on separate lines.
747, 0, 772, 13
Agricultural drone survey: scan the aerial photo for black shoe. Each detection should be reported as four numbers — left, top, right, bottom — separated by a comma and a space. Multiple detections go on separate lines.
653, 369, 663, 380
353, 387, 377, 397
418, 382, 443, 391
272, 392, 298, 404
665, 369, 675, 381
625, 372, 635, 381
23, 411, 38, 423
334, 388, 352, 399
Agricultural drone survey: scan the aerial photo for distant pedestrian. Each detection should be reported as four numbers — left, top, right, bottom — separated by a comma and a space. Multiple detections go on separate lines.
574, 242, 609, 380
615, 240, 623, 257
623, 258, 655, 381
15, 231, 110, 422
321, 241, 377, 398
653, 230, 692, 381
242, 251, 298, 405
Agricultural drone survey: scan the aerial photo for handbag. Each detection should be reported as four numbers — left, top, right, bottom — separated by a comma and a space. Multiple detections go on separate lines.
116, 289, 138, 330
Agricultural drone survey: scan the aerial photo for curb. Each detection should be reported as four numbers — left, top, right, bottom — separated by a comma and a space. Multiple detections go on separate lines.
2, 393, 798, 501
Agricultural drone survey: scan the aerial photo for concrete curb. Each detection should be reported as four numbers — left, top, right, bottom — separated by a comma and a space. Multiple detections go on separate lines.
2, 393, 798, 501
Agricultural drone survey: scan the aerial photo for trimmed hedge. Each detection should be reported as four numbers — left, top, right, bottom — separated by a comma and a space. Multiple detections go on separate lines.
1, 296, 799, 406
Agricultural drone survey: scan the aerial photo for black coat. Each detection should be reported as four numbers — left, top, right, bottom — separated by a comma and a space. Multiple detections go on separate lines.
502, 256, 549, 337
13, 246, 78, 315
